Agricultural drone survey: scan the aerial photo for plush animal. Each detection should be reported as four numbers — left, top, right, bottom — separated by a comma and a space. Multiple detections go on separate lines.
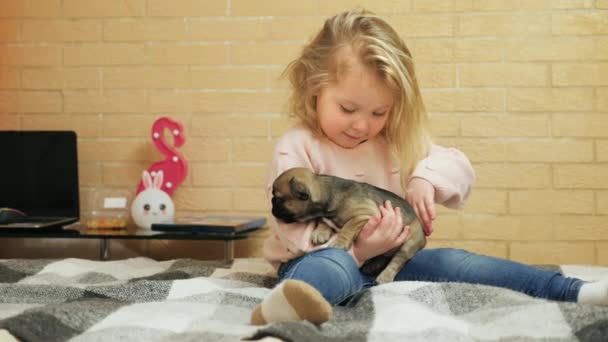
130, 170, 175, 229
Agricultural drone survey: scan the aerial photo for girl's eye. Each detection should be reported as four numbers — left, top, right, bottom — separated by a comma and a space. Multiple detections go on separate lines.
373, 111, 387, 117
340, 105, 355, 113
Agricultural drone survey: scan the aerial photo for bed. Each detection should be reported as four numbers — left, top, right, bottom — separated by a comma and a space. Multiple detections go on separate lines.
0, 257, 607, 341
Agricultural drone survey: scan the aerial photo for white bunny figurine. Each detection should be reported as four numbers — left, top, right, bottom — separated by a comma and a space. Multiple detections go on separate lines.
130, 170, 175, 230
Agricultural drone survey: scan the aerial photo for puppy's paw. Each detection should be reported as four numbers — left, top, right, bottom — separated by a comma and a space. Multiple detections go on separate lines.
328, 239, 349, 250
311, 225, 333, 245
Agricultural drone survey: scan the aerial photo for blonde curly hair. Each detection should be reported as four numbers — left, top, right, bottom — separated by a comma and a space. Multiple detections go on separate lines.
283, 9, 432, 188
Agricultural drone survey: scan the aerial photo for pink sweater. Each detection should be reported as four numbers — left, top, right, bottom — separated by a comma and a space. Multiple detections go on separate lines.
263, 126, 476, 268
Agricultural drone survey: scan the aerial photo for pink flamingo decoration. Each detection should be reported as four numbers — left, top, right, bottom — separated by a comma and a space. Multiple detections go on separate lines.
136, 117, 188, 196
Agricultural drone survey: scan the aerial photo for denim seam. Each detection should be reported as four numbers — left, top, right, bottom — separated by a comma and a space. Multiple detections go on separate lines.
333, 285, 365, 305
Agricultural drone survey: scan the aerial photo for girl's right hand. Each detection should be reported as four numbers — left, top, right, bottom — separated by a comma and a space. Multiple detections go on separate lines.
350, 200, 411, 265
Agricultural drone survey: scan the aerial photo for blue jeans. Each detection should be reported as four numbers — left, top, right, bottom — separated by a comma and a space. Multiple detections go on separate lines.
277, 248, 584, 305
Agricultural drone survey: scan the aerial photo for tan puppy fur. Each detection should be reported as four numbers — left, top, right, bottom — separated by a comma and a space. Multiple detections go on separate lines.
271, 167, 426, 284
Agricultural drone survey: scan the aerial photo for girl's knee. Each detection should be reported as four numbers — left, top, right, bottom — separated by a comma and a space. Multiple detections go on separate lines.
281, 248, 364, 304
306, 248, 359, 276
283, 248, 359, 279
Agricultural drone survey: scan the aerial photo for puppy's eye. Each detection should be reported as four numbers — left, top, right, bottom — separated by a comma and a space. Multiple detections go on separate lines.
297, 192, 309, 201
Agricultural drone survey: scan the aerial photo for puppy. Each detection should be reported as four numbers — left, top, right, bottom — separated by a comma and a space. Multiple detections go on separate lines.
271, 167, 426, 284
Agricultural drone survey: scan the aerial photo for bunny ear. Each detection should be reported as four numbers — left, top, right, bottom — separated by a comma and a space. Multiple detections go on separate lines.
142, 170, 152, 189
153, 170, 164, 189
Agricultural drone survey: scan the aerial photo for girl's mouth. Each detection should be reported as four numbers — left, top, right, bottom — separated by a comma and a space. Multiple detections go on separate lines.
344, 132, 364, 141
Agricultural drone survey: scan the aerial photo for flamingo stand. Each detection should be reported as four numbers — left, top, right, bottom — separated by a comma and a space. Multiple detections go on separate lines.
130, 117, 188, 229
136, 117, 188, 196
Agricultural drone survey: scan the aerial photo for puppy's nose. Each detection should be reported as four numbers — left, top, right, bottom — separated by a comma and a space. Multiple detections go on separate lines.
271, 197, 283, 207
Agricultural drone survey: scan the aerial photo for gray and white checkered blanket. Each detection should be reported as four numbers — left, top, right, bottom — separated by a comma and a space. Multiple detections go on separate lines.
1, 257, 607, 341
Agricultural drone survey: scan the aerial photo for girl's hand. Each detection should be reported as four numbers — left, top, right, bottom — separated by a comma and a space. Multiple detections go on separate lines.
350, 200, 410, 265
406, 177, 435, 236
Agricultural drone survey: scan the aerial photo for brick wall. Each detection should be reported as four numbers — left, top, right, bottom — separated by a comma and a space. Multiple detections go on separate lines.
1, 0, 607, 265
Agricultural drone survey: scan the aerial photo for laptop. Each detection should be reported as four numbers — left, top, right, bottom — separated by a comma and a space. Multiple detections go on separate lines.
151, 216, 267, 234
0, 131, 80, 230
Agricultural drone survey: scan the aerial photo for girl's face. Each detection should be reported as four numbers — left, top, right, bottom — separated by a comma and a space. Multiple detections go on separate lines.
316, 58, 394, 149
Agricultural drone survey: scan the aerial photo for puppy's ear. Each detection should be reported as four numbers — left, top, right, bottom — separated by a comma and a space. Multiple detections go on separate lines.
289, 173, 321, 202
305, 172, 321, 202
288, 176, 306, 195
290, 175, 315, 201
307, 178, 321, 202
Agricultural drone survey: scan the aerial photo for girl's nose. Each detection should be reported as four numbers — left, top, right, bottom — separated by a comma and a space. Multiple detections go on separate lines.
352, 118, 369, 132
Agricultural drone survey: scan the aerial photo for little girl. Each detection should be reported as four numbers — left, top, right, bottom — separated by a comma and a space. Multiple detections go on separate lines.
251, 9, 608, 325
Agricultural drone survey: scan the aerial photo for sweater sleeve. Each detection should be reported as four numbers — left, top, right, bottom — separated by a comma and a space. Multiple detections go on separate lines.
409, 144, 476, 209
262, 129, 325, 264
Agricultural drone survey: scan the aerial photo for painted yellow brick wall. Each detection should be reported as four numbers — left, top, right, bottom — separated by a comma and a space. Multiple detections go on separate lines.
1, 0, 607, 265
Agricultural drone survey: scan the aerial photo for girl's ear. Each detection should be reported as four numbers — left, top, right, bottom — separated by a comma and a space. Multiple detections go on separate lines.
153, 170, 164, 189
142, 170, 152, 189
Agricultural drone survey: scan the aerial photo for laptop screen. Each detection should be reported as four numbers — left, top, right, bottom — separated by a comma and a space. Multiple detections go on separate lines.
0, 131, 80, 219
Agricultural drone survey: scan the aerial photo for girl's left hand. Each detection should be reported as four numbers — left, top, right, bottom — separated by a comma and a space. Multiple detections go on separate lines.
405, 177, 435, 236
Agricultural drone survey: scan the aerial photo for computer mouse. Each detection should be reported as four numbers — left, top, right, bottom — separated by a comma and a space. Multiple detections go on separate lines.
0, 208, 27, 224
